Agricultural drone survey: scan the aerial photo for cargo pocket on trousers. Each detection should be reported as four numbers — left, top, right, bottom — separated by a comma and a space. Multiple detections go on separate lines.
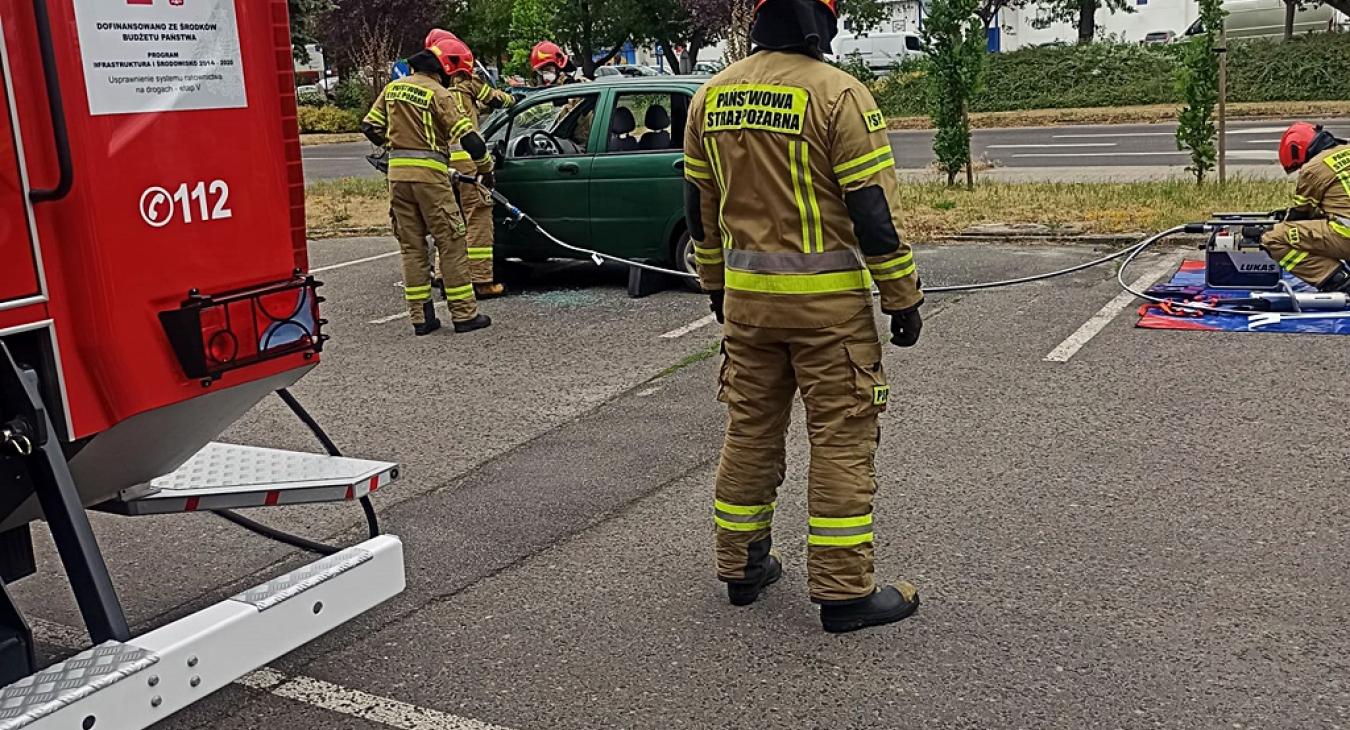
845, 341, 889, 417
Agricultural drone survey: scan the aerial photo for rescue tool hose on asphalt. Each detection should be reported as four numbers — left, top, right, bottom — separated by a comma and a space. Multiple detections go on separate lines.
212, 389, 381, 557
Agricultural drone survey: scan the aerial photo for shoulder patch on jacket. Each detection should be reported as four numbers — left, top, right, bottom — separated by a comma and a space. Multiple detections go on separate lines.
863, 109, 886, 133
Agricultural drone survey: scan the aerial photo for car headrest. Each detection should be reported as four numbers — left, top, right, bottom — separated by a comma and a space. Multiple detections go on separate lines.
644, 105, 670, 130
611, 107, 637, 134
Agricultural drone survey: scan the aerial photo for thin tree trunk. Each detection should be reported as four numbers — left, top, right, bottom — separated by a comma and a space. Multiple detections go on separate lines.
963, 104, 973, 190
1283, 0, 1296, 40
1077, 0, 1096, 44
662, 44, 681, 73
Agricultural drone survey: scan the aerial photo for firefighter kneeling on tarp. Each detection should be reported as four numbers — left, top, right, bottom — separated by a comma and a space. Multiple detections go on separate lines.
684, 0, 925, 633
1263, 123, 1350, 295
361, 38, 494, 336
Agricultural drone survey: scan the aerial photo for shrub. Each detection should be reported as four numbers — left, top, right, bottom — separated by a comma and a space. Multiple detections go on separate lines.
296, 88, 327, 107
334, 77, 375, 112
298, 105, 361, 134
832, 52, 876, 83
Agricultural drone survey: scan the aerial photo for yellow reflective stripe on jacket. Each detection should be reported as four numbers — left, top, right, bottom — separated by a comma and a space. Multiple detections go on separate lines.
389, 157, 449, 173
694, 244, 724, 265
834, 146, 892, 178
387, 82, 434, 108
364, 108, 386, 125
450, 150, 472, 162
450, 117, 474, 140
808, 513, 874, 547
704, 137, 734, 248
475, 84, 491, 101
714, 500, 775, 531
1292, 193, 1315, 207
685, 167, 712, 181
404, 285, 433, 301
868, 252, 916, 281
789, 139, 823, 253
444, 283, 475, 301
421, 111, 436, 148
1331, 219, 1350, 238
684, 155, 709, 170
1279, 250, 1309, 270
725, 268, 873, 294
685, 155, 712, 179
837, 153, 896, 186
467, 247, 493, 260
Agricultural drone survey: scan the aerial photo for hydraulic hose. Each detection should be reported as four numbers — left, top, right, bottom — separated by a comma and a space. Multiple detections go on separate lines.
212, 388, 381, 555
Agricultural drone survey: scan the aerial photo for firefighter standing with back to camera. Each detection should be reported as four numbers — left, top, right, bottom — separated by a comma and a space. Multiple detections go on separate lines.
684, 0, 924, 632
361, 38, 494, 336
426, 29, 516, 299
1262, 123, 1350, 294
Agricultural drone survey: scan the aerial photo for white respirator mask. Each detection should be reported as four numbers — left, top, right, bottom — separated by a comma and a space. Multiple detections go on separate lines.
541, 70, 558, 84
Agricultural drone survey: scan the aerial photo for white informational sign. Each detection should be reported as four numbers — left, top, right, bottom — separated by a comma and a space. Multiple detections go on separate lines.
71, 0, 247, 116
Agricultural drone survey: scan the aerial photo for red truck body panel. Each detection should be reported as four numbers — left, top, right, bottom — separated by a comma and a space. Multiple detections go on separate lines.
1, 0, 314, 442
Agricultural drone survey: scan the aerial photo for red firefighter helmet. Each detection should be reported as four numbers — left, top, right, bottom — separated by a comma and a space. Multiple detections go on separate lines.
425, 28, 461, 48
753, 0, 840, 16
429, 37, 474, 78
530, 41, 569, 72
1279, 122, 1320, 173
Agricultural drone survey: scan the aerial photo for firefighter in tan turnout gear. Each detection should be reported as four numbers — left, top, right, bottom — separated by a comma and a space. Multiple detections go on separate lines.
684, 0, 924, 633
362, 38, 494, 336
1261, 123, 1350, 294
426, 29, 515, 298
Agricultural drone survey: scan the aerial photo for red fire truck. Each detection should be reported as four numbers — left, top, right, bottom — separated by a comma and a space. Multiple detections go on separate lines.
0, 1, 404, 726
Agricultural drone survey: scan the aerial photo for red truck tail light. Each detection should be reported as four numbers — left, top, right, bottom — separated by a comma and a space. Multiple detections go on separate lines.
158, 276, 327, 382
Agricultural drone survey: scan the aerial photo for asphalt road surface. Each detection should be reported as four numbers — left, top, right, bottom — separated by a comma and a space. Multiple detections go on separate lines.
12, 238, 1350, 729
302, 117, 1350, 182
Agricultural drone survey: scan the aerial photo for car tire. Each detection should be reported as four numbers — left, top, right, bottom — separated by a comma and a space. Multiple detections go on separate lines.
672, 231, 702, 292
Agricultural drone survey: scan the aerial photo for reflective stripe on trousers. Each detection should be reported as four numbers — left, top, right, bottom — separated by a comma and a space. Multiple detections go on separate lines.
714, 500, 775, 532
808, 513, 874, 547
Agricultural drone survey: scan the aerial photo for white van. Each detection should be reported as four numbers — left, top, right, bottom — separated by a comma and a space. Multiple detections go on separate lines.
1185, 0, 1341, 38
831, 32, 925, 73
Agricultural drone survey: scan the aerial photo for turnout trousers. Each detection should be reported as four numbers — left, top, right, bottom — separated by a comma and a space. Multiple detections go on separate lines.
452, 160, 497, 284
714, 306, 892, 603
1262, 220, 1350, 288
389, 180, 478, 323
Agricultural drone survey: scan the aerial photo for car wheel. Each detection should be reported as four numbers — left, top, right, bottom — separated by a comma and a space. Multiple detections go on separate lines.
672, 231, 702, 292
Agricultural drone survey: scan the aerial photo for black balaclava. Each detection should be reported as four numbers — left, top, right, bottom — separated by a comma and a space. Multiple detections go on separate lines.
408, 50, 451, 87
750, 0, 839, 58
1307, 127, 1347, 160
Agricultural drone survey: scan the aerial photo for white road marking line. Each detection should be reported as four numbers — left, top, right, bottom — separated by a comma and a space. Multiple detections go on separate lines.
1241, 139, 1281, 145
1012, 151, 1187, 158
1226, 150, 1279, 160
1053, 132, 1174, 139
31, 619, 514, 730
986, 143, 1117, 149
369, 300, 446, 325
659, 313, 717, 339
312, 251, 400, 274
1044, 254, 1181, 363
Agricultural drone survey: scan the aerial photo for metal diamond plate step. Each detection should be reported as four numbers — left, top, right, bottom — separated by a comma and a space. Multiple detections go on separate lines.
101, 442, 399, 516
0, 642, 158, 730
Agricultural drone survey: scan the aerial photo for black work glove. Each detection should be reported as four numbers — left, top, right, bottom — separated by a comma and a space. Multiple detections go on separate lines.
1267, 209, 1288, 221
478, 171, 495, 189
708, 289, 724, 324
887, 305, 922, 348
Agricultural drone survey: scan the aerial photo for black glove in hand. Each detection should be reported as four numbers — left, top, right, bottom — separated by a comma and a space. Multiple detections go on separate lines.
888, 306, 922, 347
708, 289, 725, 324
478, 172, 495, 189
1267, 209, 1288, 221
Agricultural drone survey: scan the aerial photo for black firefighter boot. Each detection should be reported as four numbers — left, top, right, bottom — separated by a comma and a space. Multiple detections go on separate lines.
454, 314, 492, 333
413, 301, 440, 336
726, 540, 782, 607
819, 582, 921, 634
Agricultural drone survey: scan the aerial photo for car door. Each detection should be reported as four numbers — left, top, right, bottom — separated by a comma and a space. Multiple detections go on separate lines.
486, 89, 603, 258
587, 87, 691, 262
0, 29, 41, 307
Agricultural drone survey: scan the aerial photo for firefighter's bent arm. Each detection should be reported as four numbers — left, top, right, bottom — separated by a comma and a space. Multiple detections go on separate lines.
469, 76, 515, 111
683, 87, 724, 292
829, 87, 922, 313
361, 86, 390, 147
1288, 163, 1331, 220
437, 90, 492, 175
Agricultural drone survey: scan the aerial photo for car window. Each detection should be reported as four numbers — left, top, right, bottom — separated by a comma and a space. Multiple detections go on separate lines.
497, 92, 599, 159
602, 91, 689, 154
904, 35, 922, 51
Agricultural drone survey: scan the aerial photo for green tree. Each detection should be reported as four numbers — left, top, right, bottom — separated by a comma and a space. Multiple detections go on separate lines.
1174, 0, 1225, 183
288, 0, 333, 62
452, 0, 515, 69
507, 0, 552, 75
552, 0, 635, 78
921, 0, 987, 187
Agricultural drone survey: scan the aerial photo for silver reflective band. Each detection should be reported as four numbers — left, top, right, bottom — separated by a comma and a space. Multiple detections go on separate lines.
715, 507, 775, 523
724, 248, 863, 274
810, 524, 873, 537
388, 149, 450, 164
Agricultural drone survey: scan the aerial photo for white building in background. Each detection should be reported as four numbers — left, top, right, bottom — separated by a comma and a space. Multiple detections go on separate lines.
838, 0, 1345, 52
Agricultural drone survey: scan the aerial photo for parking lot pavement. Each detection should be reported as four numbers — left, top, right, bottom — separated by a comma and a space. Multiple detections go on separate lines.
14, 237, 1350, 729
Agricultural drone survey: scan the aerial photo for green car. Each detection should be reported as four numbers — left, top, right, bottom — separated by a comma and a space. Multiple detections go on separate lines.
484, 76, 708, 284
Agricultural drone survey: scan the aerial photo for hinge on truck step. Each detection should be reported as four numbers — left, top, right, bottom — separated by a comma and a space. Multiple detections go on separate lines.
99, 442, 400, 517
0, 643, 158, 730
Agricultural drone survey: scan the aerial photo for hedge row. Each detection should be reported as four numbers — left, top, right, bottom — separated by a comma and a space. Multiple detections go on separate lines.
298, 105, 362, 133
873, 32, 1350, 116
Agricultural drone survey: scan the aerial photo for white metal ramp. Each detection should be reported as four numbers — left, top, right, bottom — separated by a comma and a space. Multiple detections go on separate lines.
102, 443, 399, 516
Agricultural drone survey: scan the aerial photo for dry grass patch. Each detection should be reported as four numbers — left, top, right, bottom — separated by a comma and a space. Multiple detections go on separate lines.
306, 177, 388, 234
300, 133, 366, 146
